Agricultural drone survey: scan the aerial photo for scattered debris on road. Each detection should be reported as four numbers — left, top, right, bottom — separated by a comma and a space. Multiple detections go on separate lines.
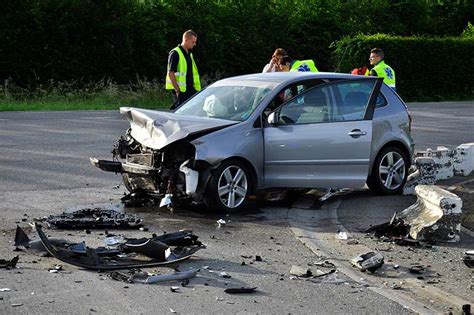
110, 268, 199, 284
408, 265, 425, 274
43, 206, 143, 229
48, 264, 63, 273
464, 250, 474, 268
319, 188, 352, 202
224, 287, 257, 294
351, 252, 384, 273
216, 219, 227, 227
0, 255, 19, 269
336, 231, 349, 240
289, 265, 312, 278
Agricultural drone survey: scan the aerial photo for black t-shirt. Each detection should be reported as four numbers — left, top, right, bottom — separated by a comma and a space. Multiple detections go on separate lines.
167, 45, 195, 93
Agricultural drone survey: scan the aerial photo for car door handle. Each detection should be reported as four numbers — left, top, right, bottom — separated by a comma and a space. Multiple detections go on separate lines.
348, 129, 367, 138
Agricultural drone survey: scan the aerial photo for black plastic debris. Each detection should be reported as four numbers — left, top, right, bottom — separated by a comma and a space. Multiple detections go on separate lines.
351, 252, 384, 273
35, 224, 204, 271
255, 255, 263, 262
409, 265, 425, 274
462, 304, 471, 315
121, 192, 160, 207
365, 213, 410, 239
224, 287, 257, 294
45, 207, 143, 229
463, 251, 474, 268
0, 256, 19, 269
14, 225, 73, 254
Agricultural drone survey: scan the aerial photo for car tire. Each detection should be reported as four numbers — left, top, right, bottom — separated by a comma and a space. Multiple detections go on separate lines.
367, 146, 409, 195
204, 159, 252, 212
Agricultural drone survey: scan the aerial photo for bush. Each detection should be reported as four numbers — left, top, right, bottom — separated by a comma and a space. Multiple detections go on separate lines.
331, 34, 474, 101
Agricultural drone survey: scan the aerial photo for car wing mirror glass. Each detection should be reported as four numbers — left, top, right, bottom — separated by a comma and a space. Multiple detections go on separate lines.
267, 112, 278, 125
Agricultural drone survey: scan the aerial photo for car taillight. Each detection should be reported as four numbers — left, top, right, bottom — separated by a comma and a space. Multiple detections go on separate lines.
407, 110, 412, 132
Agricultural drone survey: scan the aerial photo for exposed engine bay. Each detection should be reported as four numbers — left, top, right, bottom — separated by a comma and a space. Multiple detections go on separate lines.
91, 128, 209, 207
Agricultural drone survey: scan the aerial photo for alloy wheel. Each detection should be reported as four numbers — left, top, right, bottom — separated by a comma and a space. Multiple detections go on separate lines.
217, 165, 248, 209
378, 151, 406, 190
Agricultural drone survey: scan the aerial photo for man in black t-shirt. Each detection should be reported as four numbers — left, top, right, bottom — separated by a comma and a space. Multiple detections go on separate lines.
166, 30, 201, 110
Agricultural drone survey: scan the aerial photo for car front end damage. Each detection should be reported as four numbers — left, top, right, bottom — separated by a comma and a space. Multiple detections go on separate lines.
91, 130, 211, 206
90, 107, 236, 207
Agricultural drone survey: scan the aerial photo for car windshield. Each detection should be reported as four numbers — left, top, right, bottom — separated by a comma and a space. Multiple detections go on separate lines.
174, 80, 277, 121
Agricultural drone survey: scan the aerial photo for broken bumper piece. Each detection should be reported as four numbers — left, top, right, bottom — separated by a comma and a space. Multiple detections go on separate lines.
35, 224, 204, 271
89, 158, 122, 173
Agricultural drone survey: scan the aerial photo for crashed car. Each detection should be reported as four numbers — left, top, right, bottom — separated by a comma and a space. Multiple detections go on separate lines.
91, 72, 414, 212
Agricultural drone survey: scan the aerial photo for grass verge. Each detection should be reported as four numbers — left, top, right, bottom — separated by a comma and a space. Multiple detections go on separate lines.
0, 81, 172, 111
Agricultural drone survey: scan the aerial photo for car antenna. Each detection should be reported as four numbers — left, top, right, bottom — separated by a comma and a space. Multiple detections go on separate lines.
333, 42, 350, 73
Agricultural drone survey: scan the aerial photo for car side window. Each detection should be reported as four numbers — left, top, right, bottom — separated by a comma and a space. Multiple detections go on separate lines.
263, 80, 325, 119
279, 86, 331, 124
278, 80, 376, 124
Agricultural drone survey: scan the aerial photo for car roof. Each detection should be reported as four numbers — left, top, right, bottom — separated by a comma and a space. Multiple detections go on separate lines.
221, 72, 371, 84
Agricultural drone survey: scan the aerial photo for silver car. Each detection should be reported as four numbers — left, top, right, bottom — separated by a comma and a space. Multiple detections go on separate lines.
91, 72, 414, 212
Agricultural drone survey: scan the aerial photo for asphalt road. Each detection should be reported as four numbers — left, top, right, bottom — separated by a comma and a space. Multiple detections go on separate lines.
407, 101, 474, 150
0, 102, 472, 314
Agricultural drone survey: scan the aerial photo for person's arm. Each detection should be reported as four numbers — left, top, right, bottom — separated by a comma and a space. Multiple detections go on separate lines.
262, 63, 271, 73
167, 51, 180, 94
167, 71, 180, 94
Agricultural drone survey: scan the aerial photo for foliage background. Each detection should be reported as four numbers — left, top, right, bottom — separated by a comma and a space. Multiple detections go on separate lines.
1, 0, 473, 102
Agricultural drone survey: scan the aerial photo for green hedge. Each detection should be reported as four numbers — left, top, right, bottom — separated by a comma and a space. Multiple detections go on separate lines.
331, 34, 474, 101
1, 0, 474, 101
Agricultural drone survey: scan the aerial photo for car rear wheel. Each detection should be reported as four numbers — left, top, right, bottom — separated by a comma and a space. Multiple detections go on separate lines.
367, 146, 409, 195
204, 159, 252, 212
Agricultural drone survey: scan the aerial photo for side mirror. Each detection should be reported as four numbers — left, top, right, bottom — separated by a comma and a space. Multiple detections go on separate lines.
267, 112, 278, 125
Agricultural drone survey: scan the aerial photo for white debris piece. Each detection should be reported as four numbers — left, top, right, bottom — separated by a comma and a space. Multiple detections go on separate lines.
398, 185, 462, 242
159, 194, 173, 208
216, 219, 226, 227
336, 231, 349, 240
453, 142, 474, 176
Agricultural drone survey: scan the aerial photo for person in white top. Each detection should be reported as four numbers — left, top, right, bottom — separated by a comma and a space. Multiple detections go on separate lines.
262, 48, 287, 73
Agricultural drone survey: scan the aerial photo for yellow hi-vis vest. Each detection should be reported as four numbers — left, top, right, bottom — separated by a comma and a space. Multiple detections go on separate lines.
290, 59, 318, 72
372, 60, 396, 89
165, 46, 201, 92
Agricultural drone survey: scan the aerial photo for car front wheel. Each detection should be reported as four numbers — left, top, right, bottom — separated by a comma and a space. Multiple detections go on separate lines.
204, 160, 252, 212
367, 146, 409, 195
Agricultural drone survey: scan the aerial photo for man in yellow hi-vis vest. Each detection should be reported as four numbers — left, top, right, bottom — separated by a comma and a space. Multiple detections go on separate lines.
369, 48, 396, 91
166, 30, 201, 110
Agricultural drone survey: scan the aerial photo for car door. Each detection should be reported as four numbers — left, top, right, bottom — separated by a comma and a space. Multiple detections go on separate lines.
263, 78, 383, 188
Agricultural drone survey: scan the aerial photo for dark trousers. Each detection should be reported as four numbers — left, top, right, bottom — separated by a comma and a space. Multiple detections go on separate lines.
170, 89, 196, 110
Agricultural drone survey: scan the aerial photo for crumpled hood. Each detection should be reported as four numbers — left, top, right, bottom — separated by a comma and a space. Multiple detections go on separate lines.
120, 107, 237, 150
